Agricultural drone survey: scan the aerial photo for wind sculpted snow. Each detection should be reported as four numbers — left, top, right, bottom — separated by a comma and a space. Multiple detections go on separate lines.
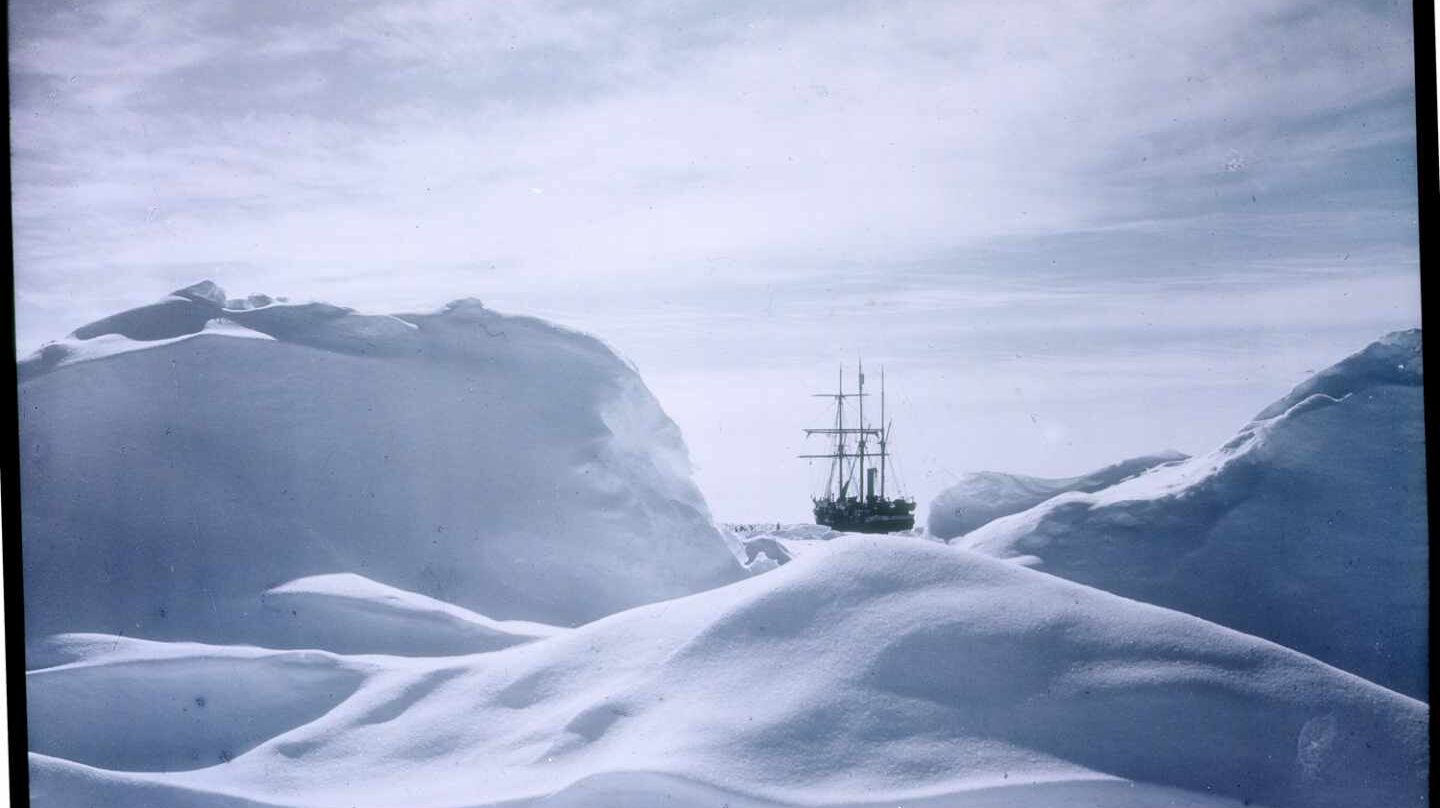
18, 282, 744, 651
17, 288, 1428, 807
255, 574, 565, 656
957, 330, 1428, 699
25, 538, 1428, 808
927, 451, 1189, 540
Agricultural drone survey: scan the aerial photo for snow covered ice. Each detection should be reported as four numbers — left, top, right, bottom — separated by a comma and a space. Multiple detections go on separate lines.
950, 330, 1428, 700
926, 451, 1189, 541
24, 538, 1430, 808
19, 282, 744, 643
17, 286, 1429, 807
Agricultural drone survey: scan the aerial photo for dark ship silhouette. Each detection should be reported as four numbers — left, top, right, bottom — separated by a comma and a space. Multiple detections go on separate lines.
800, 362, 916, 533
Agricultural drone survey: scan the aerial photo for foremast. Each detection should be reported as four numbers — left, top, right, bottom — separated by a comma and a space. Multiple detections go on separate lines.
799, 362, 896, 504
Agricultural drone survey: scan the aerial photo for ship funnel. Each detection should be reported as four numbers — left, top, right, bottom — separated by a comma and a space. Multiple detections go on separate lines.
867, 467, 878, 500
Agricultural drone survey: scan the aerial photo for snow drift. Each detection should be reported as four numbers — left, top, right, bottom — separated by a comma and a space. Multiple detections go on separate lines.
958, 330, 1428, 699
927, 451, 1188, 539
27, 635, 367, 773
255, 573, 564, 656
26, 537, 1428, 808
18, 282, 743, 649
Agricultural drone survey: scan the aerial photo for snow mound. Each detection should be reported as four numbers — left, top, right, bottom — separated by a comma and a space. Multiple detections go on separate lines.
738, 535, 791, 571
26, 635, 366, 772
18, 318, 276, 383
18, 282, 743, 651
928, 451, 1188, 539
27, 538, 1427, 807
1252, 328, 1422, 419
721, 525, 800, 572
22, 759, 1283, 808
256, 573, 563, 656
723, 522, 857, 568
959, 330, 1428, 699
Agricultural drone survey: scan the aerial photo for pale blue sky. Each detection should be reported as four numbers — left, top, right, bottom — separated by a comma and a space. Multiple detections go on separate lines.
10, 0, 1421, 521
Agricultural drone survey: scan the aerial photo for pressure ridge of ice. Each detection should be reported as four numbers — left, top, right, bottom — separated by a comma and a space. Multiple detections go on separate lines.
17, 287, 1428, 808
18, 281, 745, 646
926, 450, 1189, 540
951, 329, 1427, 699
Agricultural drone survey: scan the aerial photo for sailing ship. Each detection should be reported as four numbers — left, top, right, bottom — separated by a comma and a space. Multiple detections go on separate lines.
800, 362, 916, 533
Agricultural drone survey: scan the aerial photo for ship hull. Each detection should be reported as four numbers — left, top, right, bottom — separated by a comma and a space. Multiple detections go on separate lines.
803, 364, 915, 535
813, 499, 916, 534
816, 513, 916, 534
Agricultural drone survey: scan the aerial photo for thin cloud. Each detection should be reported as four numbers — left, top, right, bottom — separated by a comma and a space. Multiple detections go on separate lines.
9, 0, 1421, 519
12, 1, 1415, 326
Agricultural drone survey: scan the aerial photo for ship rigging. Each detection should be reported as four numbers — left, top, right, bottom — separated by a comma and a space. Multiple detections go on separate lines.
800, 362, 916, 533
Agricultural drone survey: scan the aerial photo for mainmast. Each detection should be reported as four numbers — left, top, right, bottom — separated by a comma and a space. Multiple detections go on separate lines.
857, 359, 865, 500
880, 366, 886, 499
800, 363, 881, 502
835, 365, 844, 499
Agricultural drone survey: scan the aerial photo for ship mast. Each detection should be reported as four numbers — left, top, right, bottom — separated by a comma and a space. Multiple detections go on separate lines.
857, 359, 865, 501
799, 362, 916, 533
835, 365, 844, 499
800, 364, 881, 502
880, 365, 886, 499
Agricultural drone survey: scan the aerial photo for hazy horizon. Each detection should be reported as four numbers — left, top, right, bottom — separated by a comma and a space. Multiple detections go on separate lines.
10, 0, 1422, 523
